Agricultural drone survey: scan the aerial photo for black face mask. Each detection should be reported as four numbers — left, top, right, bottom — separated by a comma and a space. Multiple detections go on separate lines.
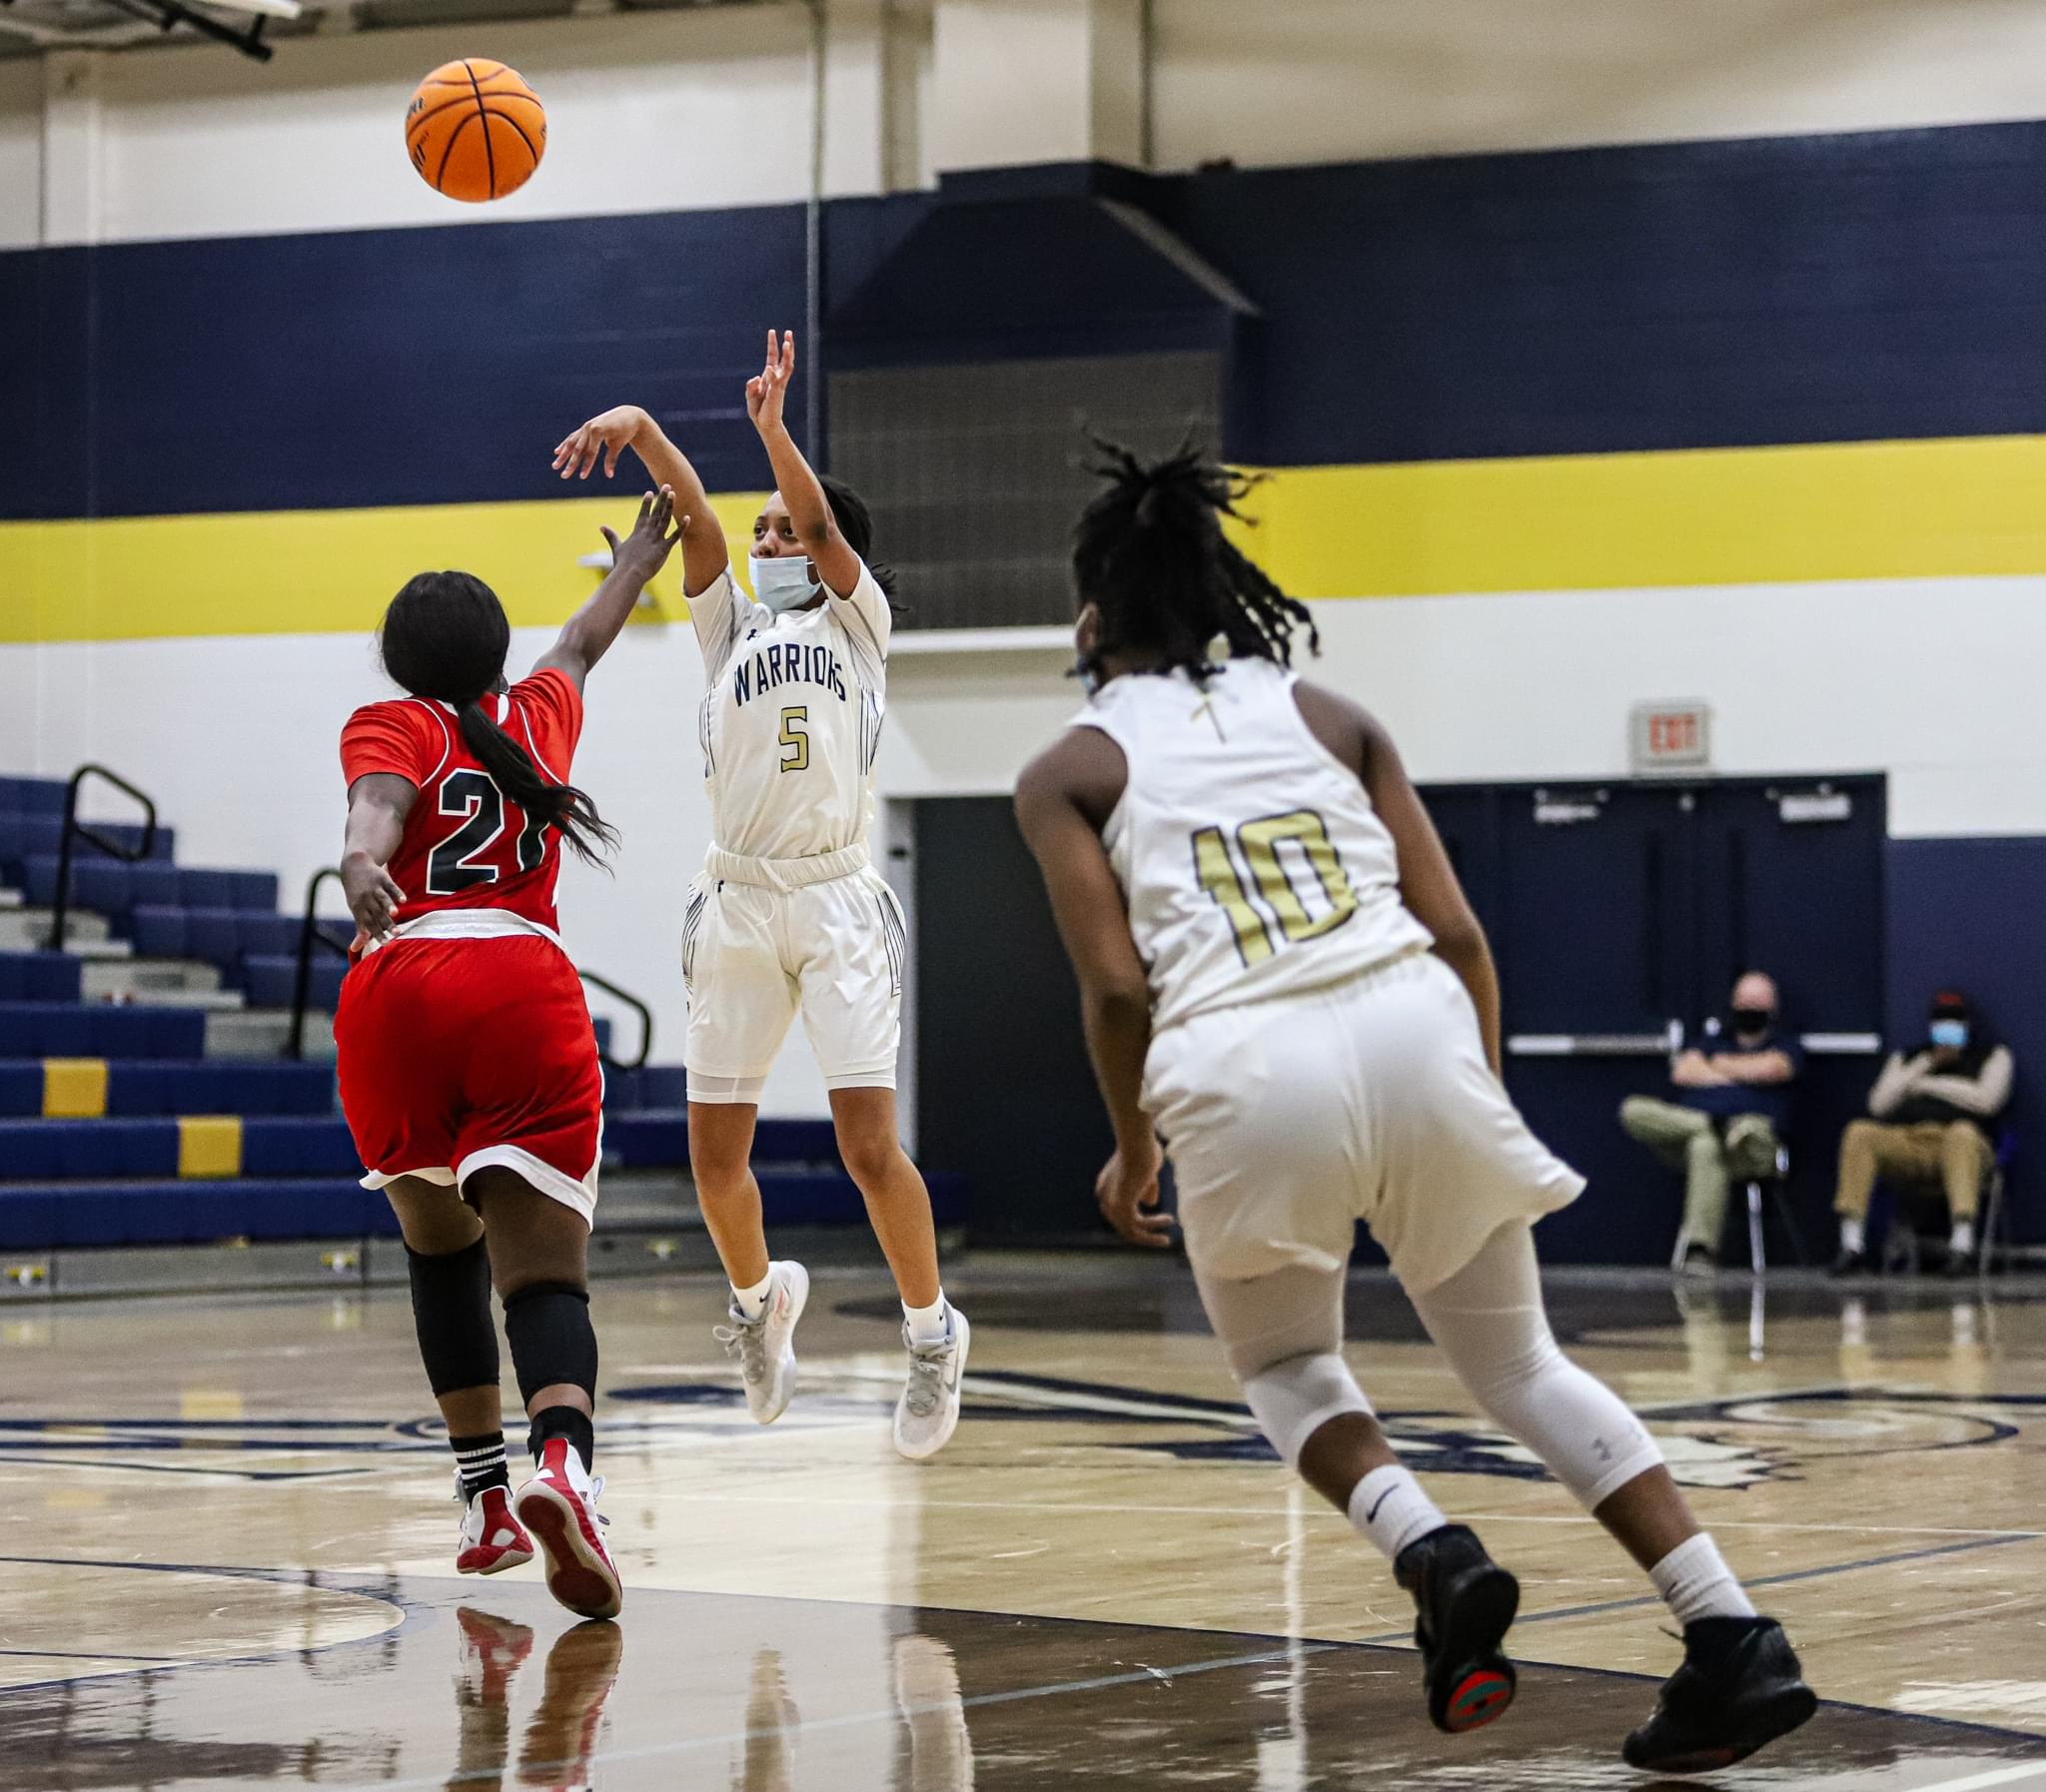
1730, 1007, 1773, 1037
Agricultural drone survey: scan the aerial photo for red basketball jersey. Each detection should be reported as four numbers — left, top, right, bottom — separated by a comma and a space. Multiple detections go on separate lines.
341, 668, 585, 935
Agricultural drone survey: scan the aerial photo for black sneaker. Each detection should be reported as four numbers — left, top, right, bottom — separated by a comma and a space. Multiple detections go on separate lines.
1393, 1524, 1520, 1734
1622, 1615, 1817, 1773
1826, 1248, 1868, 1279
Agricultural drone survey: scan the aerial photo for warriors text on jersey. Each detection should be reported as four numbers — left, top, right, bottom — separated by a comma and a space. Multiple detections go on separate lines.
1073, 656, 1433, 1034
339, 670, 584, 935
690, 560, 890, 861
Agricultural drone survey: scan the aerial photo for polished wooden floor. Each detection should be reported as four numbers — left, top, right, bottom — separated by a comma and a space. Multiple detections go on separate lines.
3, 1254, 2046, 1789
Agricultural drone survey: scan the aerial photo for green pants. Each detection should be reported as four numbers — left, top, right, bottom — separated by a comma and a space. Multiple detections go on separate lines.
1620, 1097, 1782, 1256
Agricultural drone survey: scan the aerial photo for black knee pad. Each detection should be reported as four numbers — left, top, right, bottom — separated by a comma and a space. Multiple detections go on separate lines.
502, 1281, 597, 1409
406, 1237, 500, 1396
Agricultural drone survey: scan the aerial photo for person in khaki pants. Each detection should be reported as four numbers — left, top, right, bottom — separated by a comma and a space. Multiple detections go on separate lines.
1620, 973, 1800, 1276
1831, 991, 2013, 1278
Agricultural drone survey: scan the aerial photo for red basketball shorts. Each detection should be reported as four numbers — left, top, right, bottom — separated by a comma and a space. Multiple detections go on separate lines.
336, 934, 603, 1224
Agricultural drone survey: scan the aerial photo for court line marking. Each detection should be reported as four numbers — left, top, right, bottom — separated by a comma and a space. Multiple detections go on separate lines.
0, 1648, 179, 1663
1914, 1766, 2046, 1792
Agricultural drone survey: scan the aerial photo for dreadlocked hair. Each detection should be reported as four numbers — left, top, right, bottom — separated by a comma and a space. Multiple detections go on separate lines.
1071, 436, 1317, 686
379, 570, 620, 870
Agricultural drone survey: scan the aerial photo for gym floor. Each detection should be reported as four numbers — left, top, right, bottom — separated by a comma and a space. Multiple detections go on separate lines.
3, 1254, 2045, 1789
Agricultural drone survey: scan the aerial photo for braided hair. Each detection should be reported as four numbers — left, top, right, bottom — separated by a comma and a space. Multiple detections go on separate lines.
1071, 437, 1317, 686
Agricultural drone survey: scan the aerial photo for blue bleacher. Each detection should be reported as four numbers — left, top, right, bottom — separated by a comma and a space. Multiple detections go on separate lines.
0, 769, 961, 1256
0, 1179, 397, 1249
0, 1002, 208, 1059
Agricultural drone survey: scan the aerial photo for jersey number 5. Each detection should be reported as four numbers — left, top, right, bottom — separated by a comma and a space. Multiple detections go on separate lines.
1193, 809, 1360, 966
778, 706, 810, 774
428, 769, 545, 895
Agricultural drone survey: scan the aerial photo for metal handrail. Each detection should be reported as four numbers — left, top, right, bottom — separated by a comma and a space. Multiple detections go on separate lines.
578, 969, 652, 1071
289, 867, 355, 1062
48, 764, 159, 952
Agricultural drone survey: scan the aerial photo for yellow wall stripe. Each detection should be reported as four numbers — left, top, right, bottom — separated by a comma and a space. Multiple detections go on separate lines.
42, 1058, 108, 1120
177, 1115, 243, 1180
0, 491, 769, 645
1234, 434, 2046, 598
7, 435, 2046, 644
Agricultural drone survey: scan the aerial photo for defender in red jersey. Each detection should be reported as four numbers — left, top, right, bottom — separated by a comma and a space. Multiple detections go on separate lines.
335, 487, 681, 1620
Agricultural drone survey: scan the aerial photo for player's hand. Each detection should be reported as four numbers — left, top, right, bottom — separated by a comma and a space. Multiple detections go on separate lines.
601, 486, 683, 582
744, 329, 795, 437
341, 850, 405, 946
1096, 1140, 1171, 1250
552, 406, 648, 481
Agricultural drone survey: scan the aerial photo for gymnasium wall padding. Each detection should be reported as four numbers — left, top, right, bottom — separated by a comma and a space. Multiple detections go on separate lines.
8, 121, 2046, 525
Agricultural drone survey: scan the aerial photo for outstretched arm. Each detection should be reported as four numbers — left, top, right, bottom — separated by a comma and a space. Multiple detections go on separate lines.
341, 773, 417, 947
553, 406, 728, 598
745, 331, 863, 600
534, 486, 682, 691
1015, 731, 1170, 1251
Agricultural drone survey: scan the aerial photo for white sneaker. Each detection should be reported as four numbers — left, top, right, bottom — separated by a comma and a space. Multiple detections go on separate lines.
512, 1437, 622, 1621
714, 1261, 810, 1424
454, 1472, 534, 1576
894, 1306, 969, 1461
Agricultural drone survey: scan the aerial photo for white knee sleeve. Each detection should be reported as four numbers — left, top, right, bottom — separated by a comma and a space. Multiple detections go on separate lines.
1242, 1352, 1375, 1469
1195, 1260, 1373, 1467
1413, 1223, 1663, 1509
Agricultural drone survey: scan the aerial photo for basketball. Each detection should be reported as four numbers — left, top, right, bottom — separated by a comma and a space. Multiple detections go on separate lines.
405, 59, 545, 204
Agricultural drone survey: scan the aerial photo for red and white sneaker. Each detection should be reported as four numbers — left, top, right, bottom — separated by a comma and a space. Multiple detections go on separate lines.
513, 1438, 623, 1621
456, 1478, 535, 1577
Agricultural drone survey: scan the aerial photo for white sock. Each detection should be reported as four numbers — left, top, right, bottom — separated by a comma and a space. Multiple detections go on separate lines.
1348, 1465, 1448, 1563
903, 1293, 949, 1345
1649, 1532, 1757, 1626
1950, 1220, 1976, 1256
732, 1269, 774, 1321
1839, 1217, 1865, 1255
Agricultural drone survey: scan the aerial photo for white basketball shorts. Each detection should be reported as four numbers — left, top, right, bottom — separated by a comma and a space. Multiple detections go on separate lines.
1144, 949, 1584, 1299
682, 865, 907, 1100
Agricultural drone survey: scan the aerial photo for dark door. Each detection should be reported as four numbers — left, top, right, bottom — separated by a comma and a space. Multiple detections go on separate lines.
1497, 783, 1698, 1037
914, 796, 1109, 1239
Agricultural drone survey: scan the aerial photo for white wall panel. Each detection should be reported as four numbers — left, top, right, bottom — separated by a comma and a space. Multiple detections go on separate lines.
1152, 0, 2046, 172
3, 574, 2038, 1112
0, 60, 43, 251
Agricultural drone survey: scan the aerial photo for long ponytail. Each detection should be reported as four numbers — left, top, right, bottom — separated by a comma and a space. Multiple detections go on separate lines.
380, 569, 619, 869
455, 697, 618, 869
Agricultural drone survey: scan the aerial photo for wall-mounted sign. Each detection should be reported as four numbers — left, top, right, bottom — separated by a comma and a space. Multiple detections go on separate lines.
1630, 701, 1711, 774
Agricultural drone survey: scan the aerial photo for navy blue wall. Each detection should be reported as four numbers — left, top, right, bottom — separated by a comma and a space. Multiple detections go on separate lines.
12, 119, 2046, 519
1887, 836, 2042, 1240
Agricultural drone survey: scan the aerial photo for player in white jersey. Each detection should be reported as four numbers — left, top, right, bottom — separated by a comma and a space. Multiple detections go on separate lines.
552, 332, 967, 1460
1014, 442, 1813, 1772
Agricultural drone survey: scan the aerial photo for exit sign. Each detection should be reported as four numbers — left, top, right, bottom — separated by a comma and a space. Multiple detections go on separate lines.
1630, 701, 1711, 773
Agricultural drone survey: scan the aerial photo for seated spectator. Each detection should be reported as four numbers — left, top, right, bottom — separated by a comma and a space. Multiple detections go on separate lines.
1831, 991, 2014, 1278
1621, 971, 1799, 1275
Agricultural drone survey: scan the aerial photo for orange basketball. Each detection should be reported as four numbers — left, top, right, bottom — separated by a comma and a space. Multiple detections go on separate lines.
405, 59, 545, 204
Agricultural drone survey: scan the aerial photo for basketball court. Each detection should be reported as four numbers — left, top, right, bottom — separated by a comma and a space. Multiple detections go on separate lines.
6, 1255, 2044, 1789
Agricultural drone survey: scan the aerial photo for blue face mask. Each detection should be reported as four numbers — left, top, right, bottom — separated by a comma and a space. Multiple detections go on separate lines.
750, 552, 821, 614
1930, 1019, 1969, 1050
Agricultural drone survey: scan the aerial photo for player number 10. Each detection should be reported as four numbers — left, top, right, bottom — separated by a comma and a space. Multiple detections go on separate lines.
1193, 810, 1360, 965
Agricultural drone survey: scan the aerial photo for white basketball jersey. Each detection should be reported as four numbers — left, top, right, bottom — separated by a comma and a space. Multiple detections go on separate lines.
690, 560, 890, 860
1076, 657, 1432, 1034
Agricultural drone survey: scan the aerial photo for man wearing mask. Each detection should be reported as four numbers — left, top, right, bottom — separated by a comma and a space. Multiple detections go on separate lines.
1621, 972, 1800, 1275
1831, 992, 2013, 1277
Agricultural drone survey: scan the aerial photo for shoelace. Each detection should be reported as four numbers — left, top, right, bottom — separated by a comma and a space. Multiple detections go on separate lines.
902, 1338, 953, 1418
714, 1314, 771, 1383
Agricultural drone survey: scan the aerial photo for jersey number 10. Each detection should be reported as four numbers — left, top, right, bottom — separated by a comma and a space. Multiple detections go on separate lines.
1193, 809, 1360, 965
